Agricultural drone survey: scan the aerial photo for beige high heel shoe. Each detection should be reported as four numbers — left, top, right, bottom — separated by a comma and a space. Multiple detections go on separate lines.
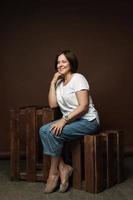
59, 165, 73, 193
44, 174, 59, 194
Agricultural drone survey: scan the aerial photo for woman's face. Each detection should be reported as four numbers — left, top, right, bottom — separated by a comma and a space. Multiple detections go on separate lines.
57, 54, 72, 75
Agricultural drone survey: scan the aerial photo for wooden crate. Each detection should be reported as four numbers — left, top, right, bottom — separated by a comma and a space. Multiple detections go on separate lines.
10, 107, 124, 193
10, 106, 56, 182
70, 130, 124, 193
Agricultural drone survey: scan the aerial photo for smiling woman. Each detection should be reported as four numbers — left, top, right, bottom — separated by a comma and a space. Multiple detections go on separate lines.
55, 50, 78, 73
56, 54, 72, 84
39, 50, 100, 193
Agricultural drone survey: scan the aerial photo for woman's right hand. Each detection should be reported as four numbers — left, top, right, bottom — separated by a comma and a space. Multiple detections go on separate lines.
51, 72, 63, 85
49, 72, 62, 108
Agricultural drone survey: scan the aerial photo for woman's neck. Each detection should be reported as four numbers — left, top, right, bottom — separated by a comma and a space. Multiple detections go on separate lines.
63, 73, 73, 85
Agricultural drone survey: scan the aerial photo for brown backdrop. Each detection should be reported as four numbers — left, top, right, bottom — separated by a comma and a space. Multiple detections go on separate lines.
1, 1, 133, 157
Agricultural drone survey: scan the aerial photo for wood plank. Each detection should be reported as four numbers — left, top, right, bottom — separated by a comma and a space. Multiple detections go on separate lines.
43, 154, 50, 182
42, 108, 54, 182
42, 107, 54, 123
20, 171, 43, 181
105, 132, 117, 188
105, 130, 124, 183
116, 131, 124, 183
10, 109, 20, 180
84, 135, 95, 193
94, 134, 106, 193
36, 109, 43, 163
26, 108, 36, 181
72, 139, 82, 189
19, 108, 27, 162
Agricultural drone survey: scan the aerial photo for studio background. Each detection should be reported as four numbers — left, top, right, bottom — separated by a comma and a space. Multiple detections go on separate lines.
0, 0, 133, 157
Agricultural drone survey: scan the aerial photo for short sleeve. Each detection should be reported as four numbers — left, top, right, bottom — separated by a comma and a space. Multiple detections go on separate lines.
72, 74, 89, 92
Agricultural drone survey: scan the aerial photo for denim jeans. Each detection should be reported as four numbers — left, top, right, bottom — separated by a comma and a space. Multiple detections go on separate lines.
39, 118, 100, 157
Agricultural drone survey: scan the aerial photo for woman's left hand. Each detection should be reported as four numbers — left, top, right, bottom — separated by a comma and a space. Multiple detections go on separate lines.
50, 118, 66, 135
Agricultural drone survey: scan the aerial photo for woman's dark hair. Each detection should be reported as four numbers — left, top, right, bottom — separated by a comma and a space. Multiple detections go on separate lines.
54, 50, 78, 73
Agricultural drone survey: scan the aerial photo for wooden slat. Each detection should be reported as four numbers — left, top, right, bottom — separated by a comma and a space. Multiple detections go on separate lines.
42, 108, 54, 182
10, 109, 20, 180
26, 108, 36, 181
19, 171, 43, 181
105, 132, 117, 188
94, 134, 106, 193
19, 108, 27, 160
72, 139, 82, 189
105, 130, 124, 183
84, 135, 95, 193
116, 131, 124, 183
35, 109, 43, 163
42, 107, 55, 123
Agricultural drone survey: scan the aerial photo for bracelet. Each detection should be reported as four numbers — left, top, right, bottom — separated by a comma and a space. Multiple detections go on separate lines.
63, 115, 69, 123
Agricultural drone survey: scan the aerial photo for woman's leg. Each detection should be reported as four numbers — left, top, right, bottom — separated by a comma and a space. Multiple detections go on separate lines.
51, 118, 99, 192
39, 121, 62, 193
39, 118, 100, 193
49, 156, 60, 176
39, 119, 99, 158
44, 156, 60, 193
58, 157, 65, 170
39, 121, 64, 157
58, 157, 73, 192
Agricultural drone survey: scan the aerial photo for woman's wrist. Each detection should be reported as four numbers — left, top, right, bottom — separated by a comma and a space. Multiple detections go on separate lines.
62, 115, 70, 124
50, 81, 56, 86
61, 117, 67, 124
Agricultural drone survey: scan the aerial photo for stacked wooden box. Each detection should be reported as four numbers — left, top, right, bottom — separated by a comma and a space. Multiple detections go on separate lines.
10, 106, 124, 193
70, 130, 124, 193
10, 106, 57, 182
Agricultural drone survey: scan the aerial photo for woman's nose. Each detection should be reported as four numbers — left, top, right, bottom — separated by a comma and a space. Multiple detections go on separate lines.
58, 63, 63, 68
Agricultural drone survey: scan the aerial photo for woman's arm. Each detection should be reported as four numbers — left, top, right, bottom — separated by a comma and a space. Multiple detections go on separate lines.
48, 72, 61, 108
63, 90, 89, 123
50, 89, 89, 135
48, 82, 58, 108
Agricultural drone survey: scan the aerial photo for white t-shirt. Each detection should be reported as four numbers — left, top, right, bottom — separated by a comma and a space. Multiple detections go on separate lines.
56, 73, 99, 123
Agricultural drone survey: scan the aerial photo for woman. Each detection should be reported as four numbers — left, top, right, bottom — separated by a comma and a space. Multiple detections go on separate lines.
39, 50, 100, 193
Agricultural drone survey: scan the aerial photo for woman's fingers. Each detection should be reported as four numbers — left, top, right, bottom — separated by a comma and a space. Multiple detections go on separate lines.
50, 124, 62, 135
54, 126, 63, 135
53, 126, 59, 135
50, 119, 65, 135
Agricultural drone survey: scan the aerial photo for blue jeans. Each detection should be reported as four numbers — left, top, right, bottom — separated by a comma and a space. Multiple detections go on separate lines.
39, 118, 100, 157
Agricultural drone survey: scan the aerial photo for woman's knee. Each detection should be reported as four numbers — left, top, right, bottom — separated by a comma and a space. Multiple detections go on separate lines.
39, 124, 50, 138
39, 126, 44, 138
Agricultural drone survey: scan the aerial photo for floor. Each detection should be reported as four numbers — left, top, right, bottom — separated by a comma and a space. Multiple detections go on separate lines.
0, 156, 133, 200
